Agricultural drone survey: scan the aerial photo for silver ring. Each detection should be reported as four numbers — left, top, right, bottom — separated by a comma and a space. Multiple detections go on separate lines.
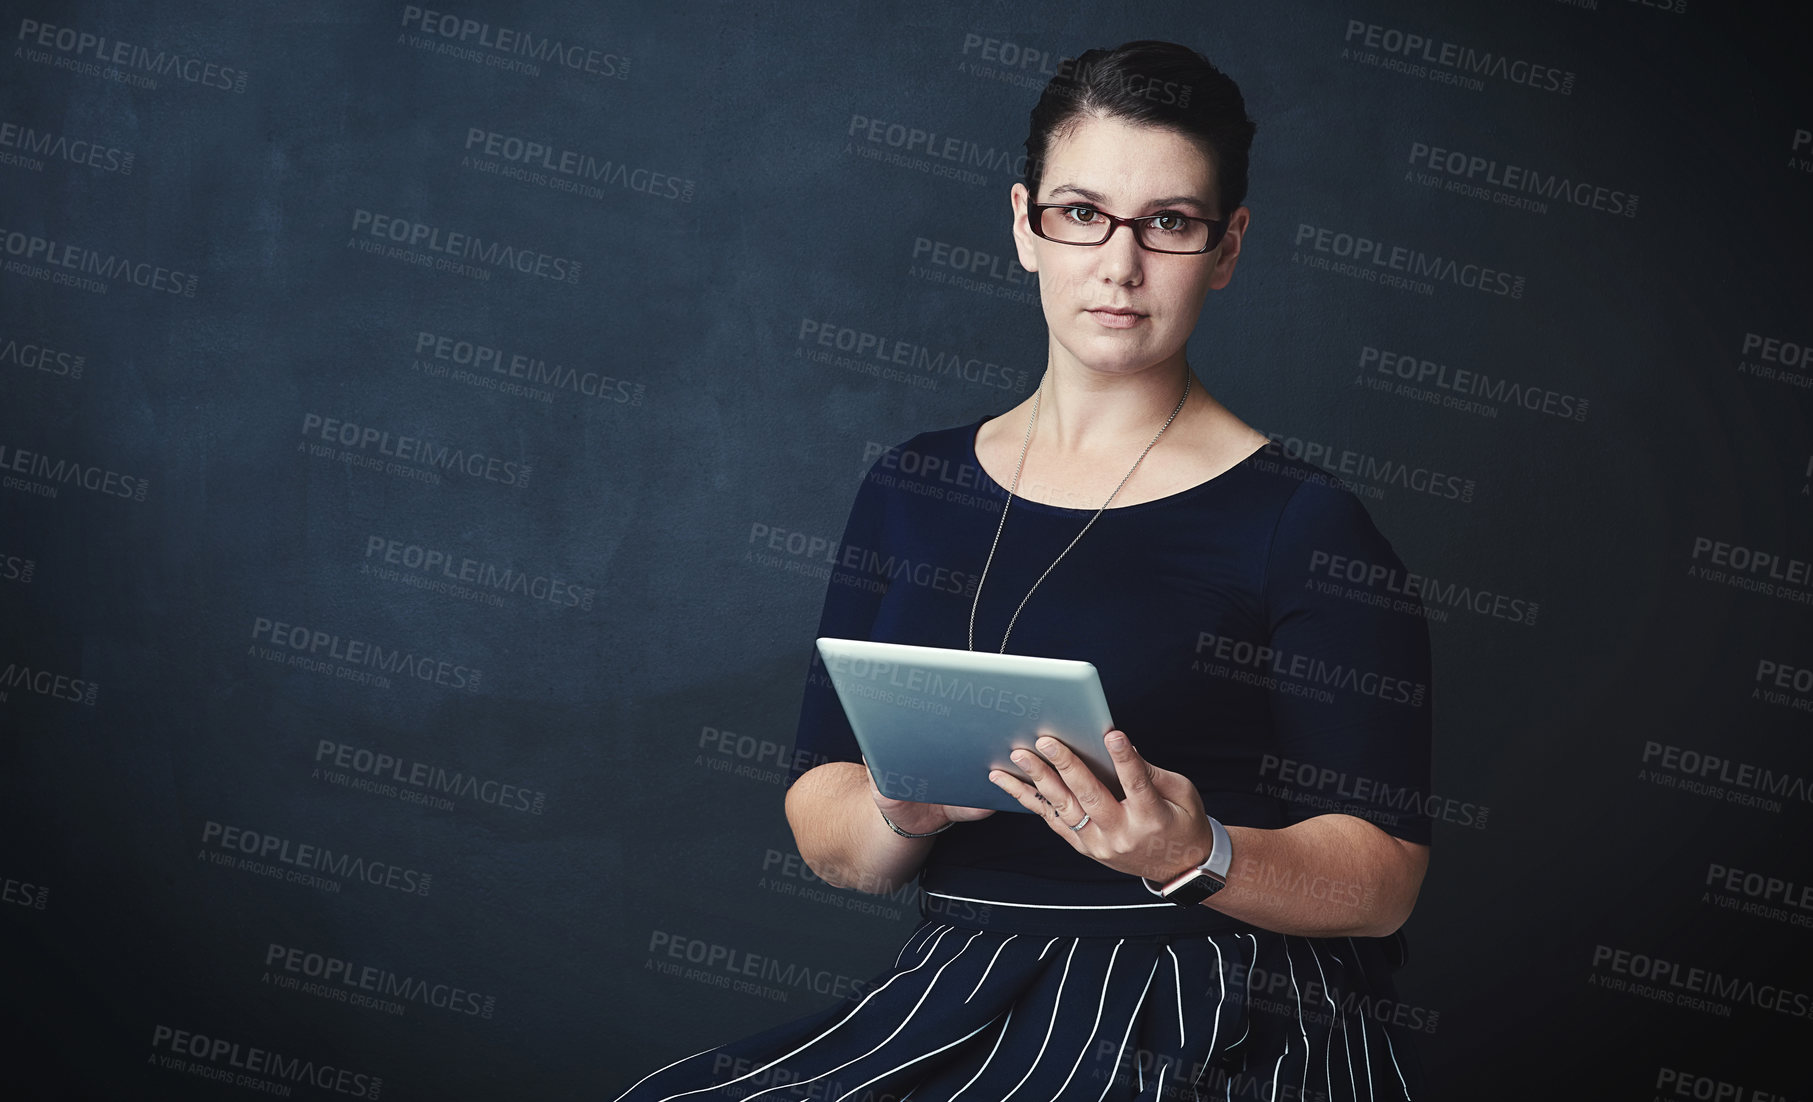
1067, 812, 1092, 832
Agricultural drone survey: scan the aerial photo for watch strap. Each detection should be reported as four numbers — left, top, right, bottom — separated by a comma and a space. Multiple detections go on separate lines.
1141, 815, 1233, 906
1203, 815, 1232, 879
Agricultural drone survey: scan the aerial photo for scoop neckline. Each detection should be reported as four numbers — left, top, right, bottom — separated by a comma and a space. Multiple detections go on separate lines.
965, 416, 1264, 516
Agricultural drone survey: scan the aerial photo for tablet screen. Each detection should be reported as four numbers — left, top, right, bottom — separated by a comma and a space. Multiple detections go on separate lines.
815, 637, 1119, 814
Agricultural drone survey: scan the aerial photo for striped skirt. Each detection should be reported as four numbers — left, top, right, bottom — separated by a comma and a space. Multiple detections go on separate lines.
614, 880, 1424, 1102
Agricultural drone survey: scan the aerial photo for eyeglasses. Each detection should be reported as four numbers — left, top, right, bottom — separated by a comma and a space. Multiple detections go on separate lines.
1028, 203, 1228, 254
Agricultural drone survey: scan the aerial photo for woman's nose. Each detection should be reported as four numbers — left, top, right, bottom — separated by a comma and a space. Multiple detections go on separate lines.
1095, 221, 1144, 284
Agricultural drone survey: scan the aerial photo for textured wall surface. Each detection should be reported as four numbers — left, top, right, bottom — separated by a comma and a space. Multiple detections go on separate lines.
2, 1, 1809, 1097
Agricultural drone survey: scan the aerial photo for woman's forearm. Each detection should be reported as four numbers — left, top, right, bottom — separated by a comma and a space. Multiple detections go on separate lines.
783, 762, 938, 895
988, 733, 1426, 938
1197, 814, 1428, 938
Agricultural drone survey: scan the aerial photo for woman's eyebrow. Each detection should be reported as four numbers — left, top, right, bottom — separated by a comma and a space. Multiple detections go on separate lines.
1145, 194, 1212, 212
1045, 183, 1212, 212
1045, 183, 1108, 204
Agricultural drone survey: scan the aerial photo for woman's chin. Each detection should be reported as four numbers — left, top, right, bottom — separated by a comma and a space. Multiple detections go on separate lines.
1053, 337, 1180, 376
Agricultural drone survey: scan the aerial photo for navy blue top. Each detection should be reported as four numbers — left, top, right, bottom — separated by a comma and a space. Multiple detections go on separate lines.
788, 416, 1435, 900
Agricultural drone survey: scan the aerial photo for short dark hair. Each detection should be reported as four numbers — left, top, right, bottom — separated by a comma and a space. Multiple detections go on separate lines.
1023, 40, 1257, 215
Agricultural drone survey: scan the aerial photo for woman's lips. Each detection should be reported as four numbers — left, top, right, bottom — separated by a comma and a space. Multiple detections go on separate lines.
1087, 308, 1145, 329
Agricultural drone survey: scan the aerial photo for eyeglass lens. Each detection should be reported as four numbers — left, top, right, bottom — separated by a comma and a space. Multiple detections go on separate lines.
1038, 206, 1214, 252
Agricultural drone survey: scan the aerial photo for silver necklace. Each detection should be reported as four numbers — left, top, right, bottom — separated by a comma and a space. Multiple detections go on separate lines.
968, 371, 1192, 653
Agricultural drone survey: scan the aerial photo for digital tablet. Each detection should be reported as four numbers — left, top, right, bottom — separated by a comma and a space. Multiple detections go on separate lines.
814, 637, 1119, 814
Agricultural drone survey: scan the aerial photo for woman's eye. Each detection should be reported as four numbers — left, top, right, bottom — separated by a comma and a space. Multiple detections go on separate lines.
1149, 214, 1186, 233
1066, 207, 1101, 224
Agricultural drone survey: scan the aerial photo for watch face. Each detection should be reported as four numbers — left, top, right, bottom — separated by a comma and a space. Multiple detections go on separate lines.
1165, 872, 1225, 907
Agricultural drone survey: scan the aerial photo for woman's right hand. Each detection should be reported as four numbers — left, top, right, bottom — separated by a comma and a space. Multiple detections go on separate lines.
863, 757, 996, 836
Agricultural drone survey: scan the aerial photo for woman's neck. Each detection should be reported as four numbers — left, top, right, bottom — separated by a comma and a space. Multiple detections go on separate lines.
1029, 354, 1197, 455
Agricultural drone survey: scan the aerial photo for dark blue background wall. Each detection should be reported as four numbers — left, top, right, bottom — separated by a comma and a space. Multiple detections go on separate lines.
3, 1, 1810, 1097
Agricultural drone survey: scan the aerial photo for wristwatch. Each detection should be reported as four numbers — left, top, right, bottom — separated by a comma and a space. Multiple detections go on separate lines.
1146, 816, 1233, 907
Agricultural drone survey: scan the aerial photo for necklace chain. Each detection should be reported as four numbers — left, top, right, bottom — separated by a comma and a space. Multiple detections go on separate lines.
968, 371, 1192, 653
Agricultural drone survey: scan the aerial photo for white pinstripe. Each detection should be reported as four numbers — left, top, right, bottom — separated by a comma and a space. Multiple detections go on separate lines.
946, 1007, 1014, 1101
1347, 937, 1412, 1100
1168, 946, 1186, 1046
1345, 939, 1375, 1102
1049, 939, 1125, 1101
1382, 1029, 1412, 1099
609, 1041, 722, 1102
925, 891, 1172, 911
965, 934, 1020, 1004
1337, 977, 1357, 1102
897, 922, 946, 967
1038, 936, 1061, 960
998, 938, 1080, 1102
1192, 935, 1227, 1086
832, 1015, 998, 1102
619, 925, 965, 1102
1270, 1041, 1290, 1102
1093, 957, 1158, 1102
741, 929, 988, 1102
648, 925, 959, 1102
1305, 940, 1336, 1102
1284, 939, 1309, 1101
1229, 934, 1255, 1053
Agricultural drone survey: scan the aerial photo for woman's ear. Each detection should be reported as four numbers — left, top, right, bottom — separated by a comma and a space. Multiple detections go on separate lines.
1207, 206, 1250, 291
1010, 183, 1040, 274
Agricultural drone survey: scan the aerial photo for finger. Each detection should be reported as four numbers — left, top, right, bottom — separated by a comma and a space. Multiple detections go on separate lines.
989, 771, 1087, 844
989, 768, 1060, 817
1104, 730, 1161, 809
1034, 735, 1117, 814
1008, 747, 1079, 818
1006, 743, 1058, 785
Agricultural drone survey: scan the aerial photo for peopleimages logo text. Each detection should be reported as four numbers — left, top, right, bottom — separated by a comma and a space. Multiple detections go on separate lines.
846, 114, 1028, 177
0, 225, 197, 296
301, 413, 529, 487
15, 18, 249, 92
1295, 223, 1524, 298
399, 6, 629, 78
149, 1025, 381, 1098
1343, 20, 1574, 95
251, 616, 483, 692
265, 943, 495, 1018
0, 442, 149, 500
350, 209, 580, 283
1407, 142, 1636, 217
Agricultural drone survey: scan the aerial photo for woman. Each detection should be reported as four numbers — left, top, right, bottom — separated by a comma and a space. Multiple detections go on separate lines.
618, 40, 1434, 1101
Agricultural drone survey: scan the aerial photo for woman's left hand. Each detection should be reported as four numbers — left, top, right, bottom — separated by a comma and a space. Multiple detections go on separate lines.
989, 729, 1216, 883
